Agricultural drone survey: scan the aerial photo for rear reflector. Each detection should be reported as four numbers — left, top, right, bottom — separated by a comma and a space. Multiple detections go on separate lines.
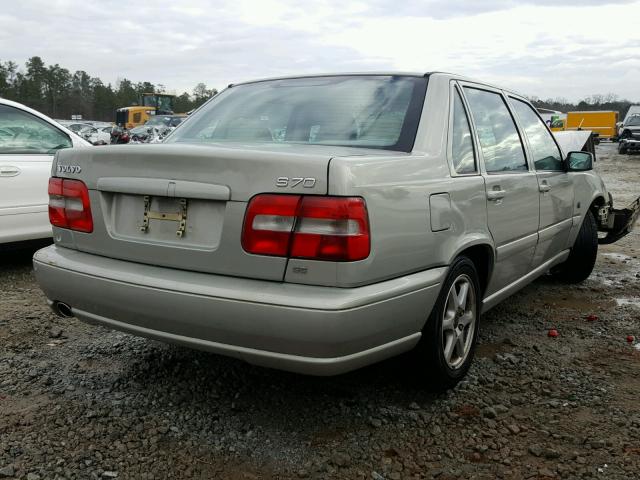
48, 177, 93, 233
242, 194, 370, 261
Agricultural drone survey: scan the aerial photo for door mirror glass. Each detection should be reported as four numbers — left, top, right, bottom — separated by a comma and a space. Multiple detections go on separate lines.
566, 151, 593, 171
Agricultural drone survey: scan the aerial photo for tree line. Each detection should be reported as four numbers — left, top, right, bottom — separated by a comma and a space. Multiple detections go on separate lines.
2, 56, 638, 122
529, 93, 637, 120
0, 56, 218, 122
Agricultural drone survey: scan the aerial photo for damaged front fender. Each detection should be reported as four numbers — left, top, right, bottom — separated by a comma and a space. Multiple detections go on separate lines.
597, 195, 640, 244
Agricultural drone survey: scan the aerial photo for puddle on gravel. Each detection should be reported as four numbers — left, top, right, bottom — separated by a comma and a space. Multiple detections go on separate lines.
475, 340, 514, 358
592, 251, 639, 287
603, 253, 634, 262
534, 291, 614, 311
615, 298, 640, 308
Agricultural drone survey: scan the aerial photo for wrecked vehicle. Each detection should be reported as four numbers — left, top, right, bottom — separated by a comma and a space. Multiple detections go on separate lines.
618, 114, 640, 154
109, 125, 130, 144
78, 125, 112, 145
114, 115, 185, 144
32, 73, 640, 389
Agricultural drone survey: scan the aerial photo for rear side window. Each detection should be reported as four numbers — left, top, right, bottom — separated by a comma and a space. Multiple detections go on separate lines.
450, 88, 476, 174
463, 88, 527, 173
510, 98, 563, 171
0, 104, 72, 155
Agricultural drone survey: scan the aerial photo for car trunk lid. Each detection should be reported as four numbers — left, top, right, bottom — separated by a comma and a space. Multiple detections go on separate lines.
52, 143, 340, 280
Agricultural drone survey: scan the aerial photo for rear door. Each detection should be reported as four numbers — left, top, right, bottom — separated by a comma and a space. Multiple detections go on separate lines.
508, 97, 573, 267
0, 103, 73, 243
461, 84, 540, 296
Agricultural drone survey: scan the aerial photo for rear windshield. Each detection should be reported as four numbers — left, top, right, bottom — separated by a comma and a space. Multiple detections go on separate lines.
166, 75, 428, 152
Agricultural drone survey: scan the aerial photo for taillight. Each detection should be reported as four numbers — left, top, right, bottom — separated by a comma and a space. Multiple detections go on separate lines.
291, 196, 370, 261
242, 194, 300, 256
48, 177, 93, 233
242, 194, 370, 261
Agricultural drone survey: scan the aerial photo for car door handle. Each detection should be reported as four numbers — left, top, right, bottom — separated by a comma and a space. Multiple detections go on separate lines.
539, 182, 551, 193
487, 189, 506, 200
0, 166, 21, 177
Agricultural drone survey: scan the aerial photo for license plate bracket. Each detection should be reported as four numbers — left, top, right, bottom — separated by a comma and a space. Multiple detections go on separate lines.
140, 196, 188, 237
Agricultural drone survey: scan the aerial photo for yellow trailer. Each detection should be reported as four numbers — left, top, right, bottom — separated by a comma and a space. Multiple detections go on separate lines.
565, 111, 619, 139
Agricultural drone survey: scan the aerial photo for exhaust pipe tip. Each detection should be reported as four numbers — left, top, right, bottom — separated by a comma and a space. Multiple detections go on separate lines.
52, 301, 74, 318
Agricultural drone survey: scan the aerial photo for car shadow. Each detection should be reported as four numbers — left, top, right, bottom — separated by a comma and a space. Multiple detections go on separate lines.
0, 239, 51, 269
118, 340, 443, 436
107, 276, 569, 432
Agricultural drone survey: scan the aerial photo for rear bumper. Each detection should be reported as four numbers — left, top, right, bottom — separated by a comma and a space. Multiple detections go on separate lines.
33, 246, 445, 375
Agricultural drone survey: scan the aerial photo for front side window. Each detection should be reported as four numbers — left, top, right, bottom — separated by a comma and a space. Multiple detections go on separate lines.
510, 98, 563, 171
450, 88, 476, 174
0, 105, 72, 155
463, 88, 527, 173
167, 75, 428, 152
133, 112, 142, 123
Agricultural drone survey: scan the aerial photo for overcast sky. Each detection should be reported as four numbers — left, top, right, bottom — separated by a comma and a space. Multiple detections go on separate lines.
1, 0, 639, 101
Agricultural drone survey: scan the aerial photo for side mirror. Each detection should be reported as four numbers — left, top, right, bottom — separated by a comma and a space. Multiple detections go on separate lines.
565, 151, 593, 171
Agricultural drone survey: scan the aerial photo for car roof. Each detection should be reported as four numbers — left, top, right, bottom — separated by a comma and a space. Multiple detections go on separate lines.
227, 71, 529, 101
0, 98, 92, 146
229, 71, 427, 87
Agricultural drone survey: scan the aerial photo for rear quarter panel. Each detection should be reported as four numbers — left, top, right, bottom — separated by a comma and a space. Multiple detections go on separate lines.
285, 75, 493, 288
320, 155, 489, 287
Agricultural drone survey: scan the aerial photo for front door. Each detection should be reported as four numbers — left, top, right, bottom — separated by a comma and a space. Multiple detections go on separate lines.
0, 103, 72, 242
462, 86, 540, 296
508, 97, 574, 267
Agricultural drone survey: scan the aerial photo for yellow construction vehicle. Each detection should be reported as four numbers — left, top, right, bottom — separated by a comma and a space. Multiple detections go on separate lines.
115, 93, 176, 130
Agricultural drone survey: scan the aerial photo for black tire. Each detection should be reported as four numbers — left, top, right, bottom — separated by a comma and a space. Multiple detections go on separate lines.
552, 210, 598, 283
619, 143, 628, 154
414, 256, 481, 391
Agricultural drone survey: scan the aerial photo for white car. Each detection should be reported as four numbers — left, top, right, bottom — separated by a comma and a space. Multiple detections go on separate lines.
78, 125, 112, 145
0, 98, 91, 245
58, 121, 93, 134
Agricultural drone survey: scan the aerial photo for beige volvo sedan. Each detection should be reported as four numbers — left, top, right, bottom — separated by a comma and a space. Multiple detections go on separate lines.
33, 73, 639, 389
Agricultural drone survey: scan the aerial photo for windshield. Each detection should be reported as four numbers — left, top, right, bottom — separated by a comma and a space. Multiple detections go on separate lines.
167, 75, 428, 152
146, 116, 172, 127
625, 115, 640, 126
142, 95, 173, 113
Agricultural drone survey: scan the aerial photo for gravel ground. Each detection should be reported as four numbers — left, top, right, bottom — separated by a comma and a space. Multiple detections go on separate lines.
1, 144, 639, 480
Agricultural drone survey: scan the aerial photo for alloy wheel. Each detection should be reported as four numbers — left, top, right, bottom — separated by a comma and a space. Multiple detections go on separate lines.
441, 274, 477, 369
